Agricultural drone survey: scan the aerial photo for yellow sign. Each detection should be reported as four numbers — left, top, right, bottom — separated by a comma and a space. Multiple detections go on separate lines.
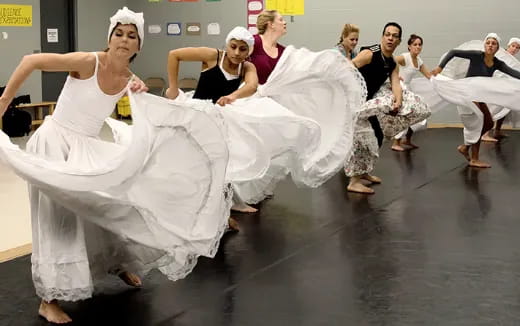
266, 0, 304, 16
0, 4, 32, 26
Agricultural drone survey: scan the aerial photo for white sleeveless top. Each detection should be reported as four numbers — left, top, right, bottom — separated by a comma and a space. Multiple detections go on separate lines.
399, 52, 423, 85
219, 51, 242, 81
52, 52, 127, 136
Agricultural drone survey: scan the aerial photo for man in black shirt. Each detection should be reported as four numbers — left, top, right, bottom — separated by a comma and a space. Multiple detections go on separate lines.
345, 22, 403, 194
353, 22, 403, 145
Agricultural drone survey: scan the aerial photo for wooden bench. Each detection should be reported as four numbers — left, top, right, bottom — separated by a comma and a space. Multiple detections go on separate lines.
15, 101, 57, 129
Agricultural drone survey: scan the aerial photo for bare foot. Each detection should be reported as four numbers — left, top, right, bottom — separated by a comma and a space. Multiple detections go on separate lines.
402, 140, 419, 149
347, 182, 375, 194
361, 174, 382, 184
457, 145, 470, 161
118, 271, 142, 287
231, 203, 258, 213
39, 300, 72, 324
481, 133, 498, 142
228, 217, 240, 232
469, 160, 491, 168
391, 144, 406, 152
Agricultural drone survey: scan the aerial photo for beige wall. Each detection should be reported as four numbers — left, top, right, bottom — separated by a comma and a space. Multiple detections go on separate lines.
76, 0, 127, 51
127, 0, 520, 123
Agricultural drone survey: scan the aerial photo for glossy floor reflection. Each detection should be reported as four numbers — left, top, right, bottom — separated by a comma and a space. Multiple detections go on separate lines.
2, 128, 520, 325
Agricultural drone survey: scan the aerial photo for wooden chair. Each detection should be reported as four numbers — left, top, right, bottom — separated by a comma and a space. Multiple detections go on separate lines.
144, 77, 166, 96
178, 78, 198, 92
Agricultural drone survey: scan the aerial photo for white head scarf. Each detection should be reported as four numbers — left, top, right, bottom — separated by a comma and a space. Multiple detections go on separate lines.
108, 7, 144, 50
508, 37, 520, 47
484, 32, 501, 45
225, 26, 255, 54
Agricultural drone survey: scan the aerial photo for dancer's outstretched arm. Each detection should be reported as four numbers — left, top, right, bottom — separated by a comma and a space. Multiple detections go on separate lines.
166, 47, 217, 99
216, 62, 258, 106
0, 52, 95, 116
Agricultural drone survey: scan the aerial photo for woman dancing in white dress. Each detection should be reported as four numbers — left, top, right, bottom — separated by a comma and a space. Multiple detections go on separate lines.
0, 7, 234, 323
431, 33, 520, 168
391, 34, 432, 152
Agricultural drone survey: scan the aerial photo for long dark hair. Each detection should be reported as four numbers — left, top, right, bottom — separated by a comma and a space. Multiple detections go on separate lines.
408, 34, 423, 46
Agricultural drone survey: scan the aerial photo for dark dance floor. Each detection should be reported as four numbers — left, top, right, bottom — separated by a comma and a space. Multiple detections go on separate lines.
2, 128, 520, 326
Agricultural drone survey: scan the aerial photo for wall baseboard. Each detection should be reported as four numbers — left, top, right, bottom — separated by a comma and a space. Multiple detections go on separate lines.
428, 123, 518, 130
0, 243, 32, 263
428, 123, 464, 128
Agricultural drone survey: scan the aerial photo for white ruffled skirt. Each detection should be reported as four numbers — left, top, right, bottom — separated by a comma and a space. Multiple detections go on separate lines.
0, 92, 233, 301
234, 46, 366, 202
430, 76, 520, 144
410, 40, 520, 142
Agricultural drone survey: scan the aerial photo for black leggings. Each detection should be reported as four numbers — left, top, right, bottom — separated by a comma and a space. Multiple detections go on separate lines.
368, 115, 384, 148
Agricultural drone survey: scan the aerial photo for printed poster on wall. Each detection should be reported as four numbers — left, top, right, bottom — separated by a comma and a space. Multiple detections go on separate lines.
0, 4, 32, 26
247, 0, 264, 35
207, 23, 220, 35
266, 0, 304, 15
148, 25, 162, 34
167, 22, 182, 35
186, 23, 201, 36
47, 28, 58, 43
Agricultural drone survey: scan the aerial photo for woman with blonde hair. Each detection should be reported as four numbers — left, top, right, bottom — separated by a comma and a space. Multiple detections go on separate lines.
250, 10, 287, 84
335, 24, 360, 60
229, 10, 367, 203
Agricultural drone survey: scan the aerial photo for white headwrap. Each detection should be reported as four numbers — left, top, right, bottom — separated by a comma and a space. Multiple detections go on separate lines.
508, 37, 520, 47
225, 26, 255, 54
108, 7, 144, 50
484, 32, 501, 45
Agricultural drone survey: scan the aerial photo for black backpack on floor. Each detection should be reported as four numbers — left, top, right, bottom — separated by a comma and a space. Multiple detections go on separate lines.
2, 107, 32, 137
1, 87, 32, 137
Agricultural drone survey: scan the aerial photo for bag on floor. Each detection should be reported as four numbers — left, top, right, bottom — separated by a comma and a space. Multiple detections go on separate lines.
2, 107, 32, 137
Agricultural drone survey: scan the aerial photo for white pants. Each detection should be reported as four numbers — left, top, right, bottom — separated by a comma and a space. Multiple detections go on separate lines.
394, 119, 428, 139
457, 104, 483, 145
488, 104, 510, 122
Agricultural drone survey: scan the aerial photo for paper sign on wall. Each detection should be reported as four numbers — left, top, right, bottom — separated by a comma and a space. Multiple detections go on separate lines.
247, 0, 263, 35
47, 28, 58, 43
207, 23, 220, 35
266, 0, 304, 15
148, 25, 162, 34
167, 22, 181, 35
0, 4, 32, 26
186, 23, 201, 36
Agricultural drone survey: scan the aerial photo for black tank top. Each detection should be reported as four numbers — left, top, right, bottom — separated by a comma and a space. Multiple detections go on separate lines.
358, 44, 396, 100
193, 49, 243, 104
